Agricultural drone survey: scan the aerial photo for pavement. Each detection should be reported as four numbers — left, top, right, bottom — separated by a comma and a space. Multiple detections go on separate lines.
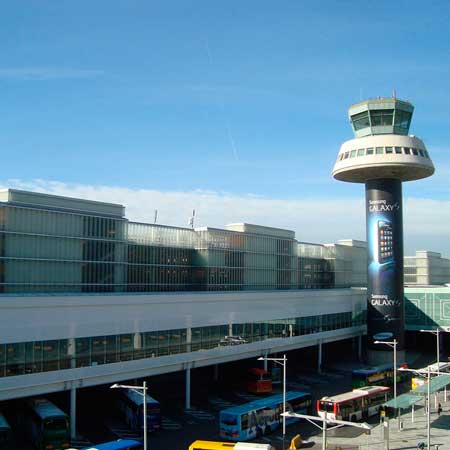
305, 391, 450, 450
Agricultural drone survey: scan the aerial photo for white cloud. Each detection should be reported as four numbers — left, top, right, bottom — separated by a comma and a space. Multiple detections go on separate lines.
1, 179, 449, 256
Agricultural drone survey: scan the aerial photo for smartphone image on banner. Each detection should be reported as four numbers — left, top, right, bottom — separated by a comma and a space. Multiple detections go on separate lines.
377, 220, 394, 264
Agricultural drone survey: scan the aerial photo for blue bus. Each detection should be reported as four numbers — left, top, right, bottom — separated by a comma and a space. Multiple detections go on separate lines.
79, 439, 142, 450
0, 412, 13, 450
116, 389, 161, 433
20, 398, 70, 450
219, 391, 312, 441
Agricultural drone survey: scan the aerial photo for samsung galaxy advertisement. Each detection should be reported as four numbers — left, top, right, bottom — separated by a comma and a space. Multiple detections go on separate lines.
366, 179, 405, 350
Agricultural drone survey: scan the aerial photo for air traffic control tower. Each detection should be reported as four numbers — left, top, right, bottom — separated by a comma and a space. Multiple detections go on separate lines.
332, 98, 434, 364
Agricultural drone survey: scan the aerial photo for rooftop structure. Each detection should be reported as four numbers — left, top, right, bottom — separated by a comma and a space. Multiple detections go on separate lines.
0, 188, 366, 294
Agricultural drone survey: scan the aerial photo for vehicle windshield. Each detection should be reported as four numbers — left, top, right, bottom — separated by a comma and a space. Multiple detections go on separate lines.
221, 413, 238, 426
319, 401, 334, 413
43, 418, 67, 432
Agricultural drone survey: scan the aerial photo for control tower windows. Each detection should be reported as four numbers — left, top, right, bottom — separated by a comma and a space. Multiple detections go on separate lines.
351, 111, 370, 130
357, 149, 365, 156
404, 148, 411, 155
386, 147, 393, 154
412, 148, 419, 156
366, 147, 374, 155
370, 109, 394, 126
344, 152, 349, 159
376, 147, 384, 154
350, 150, 357, 158
394, 110, 412, 130
395, 147, 402, 154
419, 150, 425, 157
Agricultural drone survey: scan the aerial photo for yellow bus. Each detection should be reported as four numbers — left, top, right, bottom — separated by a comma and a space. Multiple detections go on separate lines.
188, 441, 274, 450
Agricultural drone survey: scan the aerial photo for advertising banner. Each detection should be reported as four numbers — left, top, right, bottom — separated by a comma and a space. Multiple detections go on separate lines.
366, 178, 404, 350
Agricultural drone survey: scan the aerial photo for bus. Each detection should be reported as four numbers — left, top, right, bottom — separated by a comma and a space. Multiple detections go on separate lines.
219, 391, 311, 441
75, 439, 143, 450
411, 362, 450, 389
189, 441, 274, 450
246, 368, 272, 394
0, 412, 13, 450
317, 385, 390, 422
352, 364, 409, 389
116, 388, 161, 432
20, 398, 70, 450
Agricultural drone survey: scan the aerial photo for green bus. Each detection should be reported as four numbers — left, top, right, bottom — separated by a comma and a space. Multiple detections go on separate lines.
21, 398, 70, 450
352, 364, 410, 390
0, 411, 13, 450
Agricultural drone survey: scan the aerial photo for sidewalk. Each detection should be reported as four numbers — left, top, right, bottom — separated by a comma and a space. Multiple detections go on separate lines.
306, 391, 450, 450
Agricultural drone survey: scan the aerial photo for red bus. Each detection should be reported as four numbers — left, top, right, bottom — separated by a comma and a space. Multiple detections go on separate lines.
317, 385, 390, 422
246, 368, 272, 394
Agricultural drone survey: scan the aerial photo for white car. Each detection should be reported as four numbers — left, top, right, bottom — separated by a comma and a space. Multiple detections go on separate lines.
219, 335, 248, 346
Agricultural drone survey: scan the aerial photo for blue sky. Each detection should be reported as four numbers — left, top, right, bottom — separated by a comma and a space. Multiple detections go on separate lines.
1, 1, 450, 253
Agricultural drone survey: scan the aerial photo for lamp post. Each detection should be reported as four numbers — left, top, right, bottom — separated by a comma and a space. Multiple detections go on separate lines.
111, 381, 148, 450
281, 411, 372, 450
420, 327, 450, 370
399, 366, 439, 450
374, 339, 399, 429
258, 354, 287, 448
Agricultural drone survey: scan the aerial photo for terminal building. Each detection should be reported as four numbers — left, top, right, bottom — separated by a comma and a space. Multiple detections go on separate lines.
0, 188, 450, 439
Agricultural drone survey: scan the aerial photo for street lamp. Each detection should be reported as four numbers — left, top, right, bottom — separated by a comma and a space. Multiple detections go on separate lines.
258, 354, 287, 448
374, 339, 399, 429
281, 411, 372, 450
399, 366, 435, 450
420, 327, 450, 370
110, 381, 148, 450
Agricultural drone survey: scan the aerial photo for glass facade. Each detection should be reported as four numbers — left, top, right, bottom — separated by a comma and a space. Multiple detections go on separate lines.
1, 195, 365, 293
0, 311, 365, 378
0, 203, 126, 293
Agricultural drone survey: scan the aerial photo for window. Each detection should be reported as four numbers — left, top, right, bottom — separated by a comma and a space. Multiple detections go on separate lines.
350, 150, 357, 158
357, 149, 365, 156
395, 146, 402, 154
376, 147, 384, 155
404, 147, 411, 155
351, 111, 370, 130
370, 109, 394, 126
339, 154, 344, 161
344, 152, 349, 159
385, 147, 393, 154
366, 147, 374, 155
394, 110, 412, 130
412, 148, 419, 156
418, 149, 425, 157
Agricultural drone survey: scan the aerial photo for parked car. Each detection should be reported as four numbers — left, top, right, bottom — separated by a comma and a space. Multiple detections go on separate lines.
219, 335, 248, 346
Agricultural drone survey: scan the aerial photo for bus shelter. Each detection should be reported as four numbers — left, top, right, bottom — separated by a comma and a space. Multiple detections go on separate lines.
382, 394, 422, 422
383, 374, 450, 424
411, 374, 450, 397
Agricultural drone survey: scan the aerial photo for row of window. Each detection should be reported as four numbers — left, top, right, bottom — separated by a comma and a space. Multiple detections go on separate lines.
0, 312, 363, 377
338, 146, 430, 162
351, 109, 411, 131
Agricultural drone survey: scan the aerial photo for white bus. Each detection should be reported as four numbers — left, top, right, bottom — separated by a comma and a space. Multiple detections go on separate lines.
317, 386, 390, 422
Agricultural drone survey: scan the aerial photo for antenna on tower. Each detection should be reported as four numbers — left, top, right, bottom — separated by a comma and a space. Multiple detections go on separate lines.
154, 209, 158, 224
392, 89, 396, 99
188, 209, 195, 229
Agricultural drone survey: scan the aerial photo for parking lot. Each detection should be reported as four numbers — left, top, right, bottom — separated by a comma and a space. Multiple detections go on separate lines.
0, 341, 386, 450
